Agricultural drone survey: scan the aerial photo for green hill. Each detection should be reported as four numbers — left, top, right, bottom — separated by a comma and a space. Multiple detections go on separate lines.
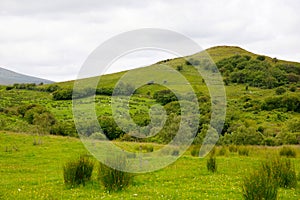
0, 46, 299, 146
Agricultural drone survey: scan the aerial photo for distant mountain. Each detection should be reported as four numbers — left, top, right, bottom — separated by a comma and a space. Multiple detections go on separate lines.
0, 67, 54, 85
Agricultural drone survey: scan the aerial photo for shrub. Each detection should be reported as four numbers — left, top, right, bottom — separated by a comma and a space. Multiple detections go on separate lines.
275, 87, 286, 95
290, 86, 296, 92
98, 155, 133, 192
63, 155, 94, 187
279, 146, 297, 158
242, 169, 278, 200
238, 147, 250, 156
256, 55, 266, 61
262, 157, 297, 188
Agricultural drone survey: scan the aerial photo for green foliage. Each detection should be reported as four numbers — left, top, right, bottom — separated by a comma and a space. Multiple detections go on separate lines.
216, 55, 300, 89
256, 55, 266, 61
50, 121, 77, 137
279, 146, 297, 158
63, 155, 94, 187
98, 116, 124, 140
153, 89, 177, 105
262, 94, 300, 112
53, 88, 73, 100
96, 87, 113, 96
230, 125, 263, 145
242, 168, 278, 200
98, 155, 133, 192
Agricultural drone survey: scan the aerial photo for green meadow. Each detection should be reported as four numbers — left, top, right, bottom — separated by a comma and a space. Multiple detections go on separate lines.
0, 132, 299, 199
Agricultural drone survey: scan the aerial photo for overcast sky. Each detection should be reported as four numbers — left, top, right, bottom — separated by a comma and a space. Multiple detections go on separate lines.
0, 0, 299, 82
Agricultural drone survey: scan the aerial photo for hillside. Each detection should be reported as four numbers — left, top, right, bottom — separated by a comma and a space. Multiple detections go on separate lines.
0, 67, 54, 85
0, 45, 299, 146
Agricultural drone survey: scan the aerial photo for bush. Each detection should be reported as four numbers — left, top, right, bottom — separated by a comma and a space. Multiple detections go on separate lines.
279, 146, 297, 158
256, 55, 266, 61
275, 87, 286, 95
63, 155, 94, 187
262, 157, 297, 188
290, 86, 296, 92
238, 147, 250, 156
98, 155, 133, 192
242, 169, 278, 200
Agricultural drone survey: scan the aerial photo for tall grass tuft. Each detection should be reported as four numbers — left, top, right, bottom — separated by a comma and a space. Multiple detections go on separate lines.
242, 169, 278, 200
262, 157, 297, 189
242, 156, 297, 199
98, 154, 133, 192
207, 148, 217, 173
190, 146, 200, 157
218, 146, 229, 156
228, 145, 238, 153
63, 155, 94, 187
279, 146, 297, 158
238, 146, 250, 156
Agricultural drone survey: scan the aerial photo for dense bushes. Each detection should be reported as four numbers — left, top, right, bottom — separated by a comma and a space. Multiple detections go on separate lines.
262, 94, 300, 112
153, 89, 177, 105
216, 55, 300, 89
53, 88, 73, 100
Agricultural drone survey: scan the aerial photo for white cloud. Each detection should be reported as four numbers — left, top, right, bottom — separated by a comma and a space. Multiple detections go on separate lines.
0, 0, 299, 81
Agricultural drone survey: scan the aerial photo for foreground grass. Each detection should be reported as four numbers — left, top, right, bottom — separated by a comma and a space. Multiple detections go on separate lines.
0, 132, 299, 199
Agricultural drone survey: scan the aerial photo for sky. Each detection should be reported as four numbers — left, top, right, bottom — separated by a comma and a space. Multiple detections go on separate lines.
0, 0, 299, 82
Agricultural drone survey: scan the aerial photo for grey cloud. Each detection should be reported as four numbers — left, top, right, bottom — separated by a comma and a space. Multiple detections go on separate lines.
0, 0, 299, 81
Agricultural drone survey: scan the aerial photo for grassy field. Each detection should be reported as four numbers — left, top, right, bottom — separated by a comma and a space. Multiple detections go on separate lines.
0, 132, 299, 199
